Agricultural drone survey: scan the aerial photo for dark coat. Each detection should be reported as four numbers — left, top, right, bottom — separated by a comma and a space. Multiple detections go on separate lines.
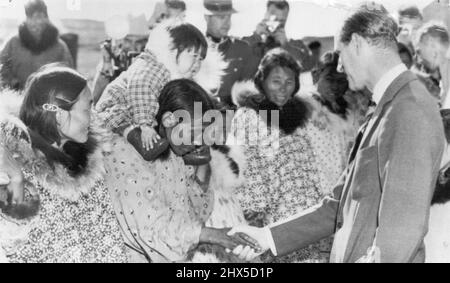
209, 36, 260, 107
0, 22, 74, 90
242, 33, 314, 72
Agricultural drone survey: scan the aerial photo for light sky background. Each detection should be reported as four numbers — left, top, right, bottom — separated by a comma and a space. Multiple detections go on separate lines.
0, 0, 436, 38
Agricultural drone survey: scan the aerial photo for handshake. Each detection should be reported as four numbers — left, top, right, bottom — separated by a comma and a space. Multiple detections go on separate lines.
225, 226, 273, 262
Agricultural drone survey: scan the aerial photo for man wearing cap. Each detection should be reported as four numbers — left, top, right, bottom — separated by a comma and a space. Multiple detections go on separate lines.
243, 0, 314, 72
0, 0, 74, 90
204, 0, 259, 108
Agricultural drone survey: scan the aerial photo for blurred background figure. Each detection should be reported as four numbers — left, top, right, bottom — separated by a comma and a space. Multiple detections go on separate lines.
148, 0, 186, 30
416, 23, 450, 107
243, 0, 314, 72
397, 4, 423, 54
398, 42, 414, 69
423, 0, 450, 32
92, 14, 149, 104
308, 41, 322, 70
203, 0, 259, 108
0, 0, 74, 90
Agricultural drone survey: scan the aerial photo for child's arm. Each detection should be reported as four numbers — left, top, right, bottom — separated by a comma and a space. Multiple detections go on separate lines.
126, 62, 170, 129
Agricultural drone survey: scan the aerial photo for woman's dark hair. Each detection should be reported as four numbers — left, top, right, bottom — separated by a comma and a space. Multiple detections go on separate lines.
254, 48, 301, 97
312, 51, 350, 117
19, 63, 91, 174
156, 79, 215, 125
169, 23, 208, 60
156, 79, 216, 159
25, 0, 48, 18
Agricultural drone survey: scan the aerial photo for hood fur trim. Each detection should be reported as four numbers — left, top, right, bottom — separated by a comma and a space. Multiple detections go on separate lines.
231, 80, 262, 109
18, 22, 59, 54
210, 145, 246, 191
232, 81, 359, 138
145, 19, 228, 94
299, 91, 357, 139
231, 80, 311, 134
0, 91, 108, 202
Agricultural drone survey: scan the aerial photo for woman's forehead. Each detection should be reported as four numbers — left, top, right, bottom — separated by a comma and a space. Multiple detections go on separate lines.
269, 66, 295, 77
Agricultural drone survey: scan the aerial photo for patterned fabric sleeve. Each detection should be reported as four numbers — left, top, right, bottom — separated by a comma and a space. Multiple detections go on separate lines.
125, 58, 170, 127
227, 108, 270, 224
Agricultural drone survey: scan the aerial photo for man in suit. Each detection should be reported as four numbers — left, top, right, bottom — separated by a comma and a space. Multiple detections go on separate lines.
229, 6, 446, 263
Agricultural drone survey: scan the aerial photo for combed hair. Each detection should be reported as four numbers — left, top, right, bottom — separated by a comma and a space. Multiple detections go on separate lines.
417, 22, 450, 45
339, 7, 398, 50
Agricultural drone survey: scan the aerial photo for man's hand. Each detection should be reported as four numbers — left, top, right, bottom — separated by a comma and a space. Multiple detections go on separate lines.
273, 27, 288, 46
199, 227, 259, 251
0, 146, 24, 205
255, 20, 270, 38
227, 226, 271, 261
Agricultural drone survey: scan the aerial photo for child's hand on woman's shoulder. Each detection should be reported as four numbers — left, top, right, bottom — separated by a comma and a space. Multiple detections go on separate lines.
140, 125, 161, 151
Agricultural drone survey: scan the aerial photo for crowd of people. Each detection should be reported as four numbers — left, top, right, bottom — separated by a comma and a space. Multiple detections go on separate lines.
0, 0, 450, 263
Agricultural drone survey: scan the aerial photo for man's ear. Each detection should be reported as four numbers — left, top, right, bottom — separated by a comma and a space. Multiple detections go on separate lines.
351, 33, 363, 55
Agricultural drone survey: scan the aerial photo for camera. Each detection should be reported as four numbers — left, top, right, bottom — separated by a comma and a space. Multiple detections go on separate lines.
266, 15, 281, 33
101, 37, 147, 80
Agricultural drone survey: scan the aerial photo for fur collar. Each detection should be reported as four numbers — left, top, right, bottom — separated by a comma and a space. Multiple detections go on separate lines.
231, 81, 311, 134
299, 91, 359, 139
0, 90, 109, 202
145, 19, 228, 94
210, 145, 246, 191
18, 22, 59, 54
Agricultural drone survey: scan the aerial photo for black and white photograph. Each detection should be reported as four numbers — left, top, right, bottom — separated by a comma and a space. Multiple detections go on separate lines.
0, 0, 450, 266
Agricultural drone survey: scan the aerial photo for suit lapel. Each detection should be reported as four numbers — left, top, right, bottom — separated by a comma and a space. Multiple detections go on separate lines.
359, 71, 418, 149
337, 71, 419, 223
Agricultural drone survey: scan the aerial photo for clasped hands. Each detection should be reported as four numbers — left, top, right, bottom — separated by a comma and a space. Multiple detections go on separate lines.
199, 226, 271, 261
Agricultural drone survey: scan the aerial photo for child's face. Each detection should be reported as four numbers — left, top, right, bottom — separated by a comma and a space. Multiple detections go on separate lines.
176, 48, 203, 78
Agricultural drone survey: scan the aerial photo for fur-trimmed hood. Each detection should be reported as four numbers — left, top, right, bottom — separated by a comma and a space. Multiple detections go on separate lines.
232, 80, 360, 138
145, 19, 228, 94
231, 81, 311, 134
0, 90, 109, 202
18, 22, 59, 54
210, 145, 246, 191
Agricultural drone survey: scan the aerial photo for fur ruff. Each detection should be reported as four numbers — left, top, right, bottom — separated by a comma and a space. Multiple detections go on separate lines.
0, 91, 109, 202
18, 22, 59, 54
210, 145, 246, 191
188, 145, 247, 263
232, 80, 359, 139
145, 19, 228, 94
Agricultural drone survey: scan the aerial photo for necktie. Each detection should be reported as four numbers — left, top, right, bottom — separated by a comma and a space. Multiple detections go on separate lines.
348, 112, 374, 165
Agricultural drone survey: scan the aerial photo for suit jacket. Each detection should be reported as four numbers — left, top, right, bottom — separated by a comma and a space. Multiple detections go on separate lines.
270, 71, 445, 263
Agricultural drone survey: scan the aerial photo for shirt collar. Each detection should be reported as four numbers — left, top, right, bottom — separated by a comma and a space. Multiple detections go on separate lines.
372, 64, 408, 105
